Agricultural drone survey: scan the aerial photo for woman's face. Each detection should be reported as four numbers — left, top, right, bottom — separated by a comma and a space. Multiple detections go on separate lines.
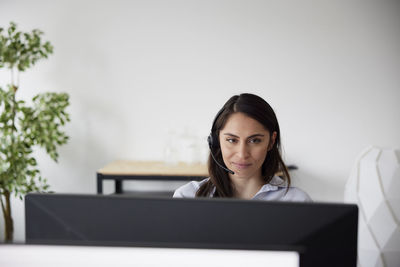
219, 112, 276, 181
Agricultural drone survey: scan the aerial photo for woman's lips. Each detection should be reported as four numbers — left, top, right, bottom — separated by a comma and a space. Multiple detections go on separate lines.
232, 162, 252, 169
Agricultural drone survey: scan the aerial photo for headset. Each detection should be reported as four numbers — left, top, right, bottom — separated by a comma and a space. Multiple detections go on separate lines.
207, 108, 235, 175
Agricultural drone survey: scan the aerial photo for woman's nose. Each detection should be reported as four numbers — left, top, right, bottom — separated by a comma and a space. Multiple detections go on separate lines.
236, 142, 250, 159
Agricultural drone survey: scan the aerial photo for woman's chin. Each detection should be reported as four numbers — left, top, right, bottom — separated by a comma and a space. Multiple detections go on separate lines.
231, 169, 256, 179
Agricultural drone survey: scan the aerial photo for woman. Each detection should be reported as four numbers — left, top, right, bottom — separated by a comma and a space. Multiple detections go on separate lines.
173, 93, 311, 201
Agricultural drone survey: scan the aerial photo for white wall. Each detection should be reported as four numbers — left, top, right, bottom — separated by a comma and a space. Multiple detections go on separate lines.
1, 0, 399, 242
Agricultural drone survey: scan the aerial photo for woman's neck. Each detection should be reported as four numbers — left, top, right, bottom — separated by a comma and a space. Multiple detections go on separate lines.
230, 175, 264, 200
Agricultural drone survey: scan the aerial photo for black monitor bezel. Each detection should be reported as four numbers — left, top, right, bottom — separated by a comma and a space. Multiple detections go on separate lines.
25, 193, 358, 267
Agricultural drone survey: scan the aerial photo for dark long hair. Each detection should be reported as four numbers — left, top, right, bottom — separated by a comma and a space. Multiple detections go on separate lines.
196, 93, 290, 197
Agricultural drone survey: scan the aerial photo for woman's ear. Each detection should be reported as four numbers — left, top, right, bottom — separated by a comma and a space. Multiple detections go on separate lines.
268, 131, 277, 151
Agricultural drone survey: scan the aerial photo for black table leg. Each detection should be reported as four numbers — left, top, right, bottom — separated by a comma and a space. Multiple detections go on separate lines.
115, 179, 123, 194
97, 173, 103, 194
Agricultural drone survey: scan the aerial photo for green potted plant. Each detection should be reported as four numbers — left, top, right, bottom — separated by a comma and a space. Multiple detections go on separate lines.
0, 22, 70, 242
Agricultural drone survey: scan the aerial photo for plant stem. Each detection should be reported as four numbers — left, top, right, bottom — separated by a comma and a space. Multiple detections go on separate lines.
0, 195, 6, 239
5, 191, 13, 242
4, 74, 18, 243
1, 191, 14, 242
0, 194, 6, 220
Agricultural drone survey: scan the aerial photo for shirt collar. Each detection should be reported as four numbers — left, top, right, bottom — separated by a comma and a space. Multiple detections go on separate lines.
267, 175, 287, 187
209, 176, 286, 197
252, 176, 287, 198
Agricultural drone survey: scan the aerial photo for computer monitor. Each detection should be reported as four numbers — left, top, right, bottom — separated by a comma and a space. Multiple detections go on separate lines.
25, 193, 358, 267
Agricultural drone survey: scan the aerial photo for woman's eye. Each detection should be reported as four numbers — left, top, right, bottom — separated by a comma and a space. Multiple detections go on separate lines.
226, 138, 237, 143
249, 138, 261, 144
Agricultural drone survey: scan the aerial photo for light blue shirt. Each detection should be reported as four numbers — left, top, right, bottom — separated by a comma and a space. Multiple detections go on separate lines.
173, 176, 312, 202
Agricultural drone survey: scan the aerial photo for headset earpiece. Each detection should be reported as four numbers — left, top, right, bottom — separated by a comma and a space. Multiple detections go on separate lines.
208, 107, 225, 151
207, 134, 219, 150
207, 134, 213, 149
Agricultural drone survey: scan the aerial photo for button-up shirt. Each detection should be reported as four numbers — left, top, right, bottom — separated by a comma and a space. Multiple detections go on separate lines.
173, 176, 312, 202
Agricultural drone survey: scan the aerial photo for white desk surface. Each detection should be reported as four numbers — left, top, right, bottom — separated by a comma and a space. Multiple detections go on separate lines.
0, 244, 299, 267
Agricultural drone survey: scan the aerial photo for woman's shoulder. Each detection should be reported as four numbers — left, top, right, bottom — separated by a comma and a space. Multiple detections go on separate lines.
283, 187, 313, 202
173, 178, 209, 198
255, 176, 312, 202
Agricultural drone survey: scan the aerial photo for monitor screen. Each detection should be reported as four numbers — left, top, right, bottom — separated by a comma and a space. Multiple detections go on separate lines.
25, 193, 358, 267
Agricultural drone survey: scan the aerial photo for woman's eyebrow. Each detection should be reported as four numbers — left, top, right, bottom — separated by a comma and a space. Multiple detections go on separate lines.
223, 133, 239, 138
222, 133, 265, 138
247, 134, 265, 138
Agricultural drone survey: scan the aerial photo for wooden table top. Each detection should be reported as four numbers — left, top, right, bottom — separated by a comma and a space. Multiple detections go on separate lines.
98, 160, 209, 176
